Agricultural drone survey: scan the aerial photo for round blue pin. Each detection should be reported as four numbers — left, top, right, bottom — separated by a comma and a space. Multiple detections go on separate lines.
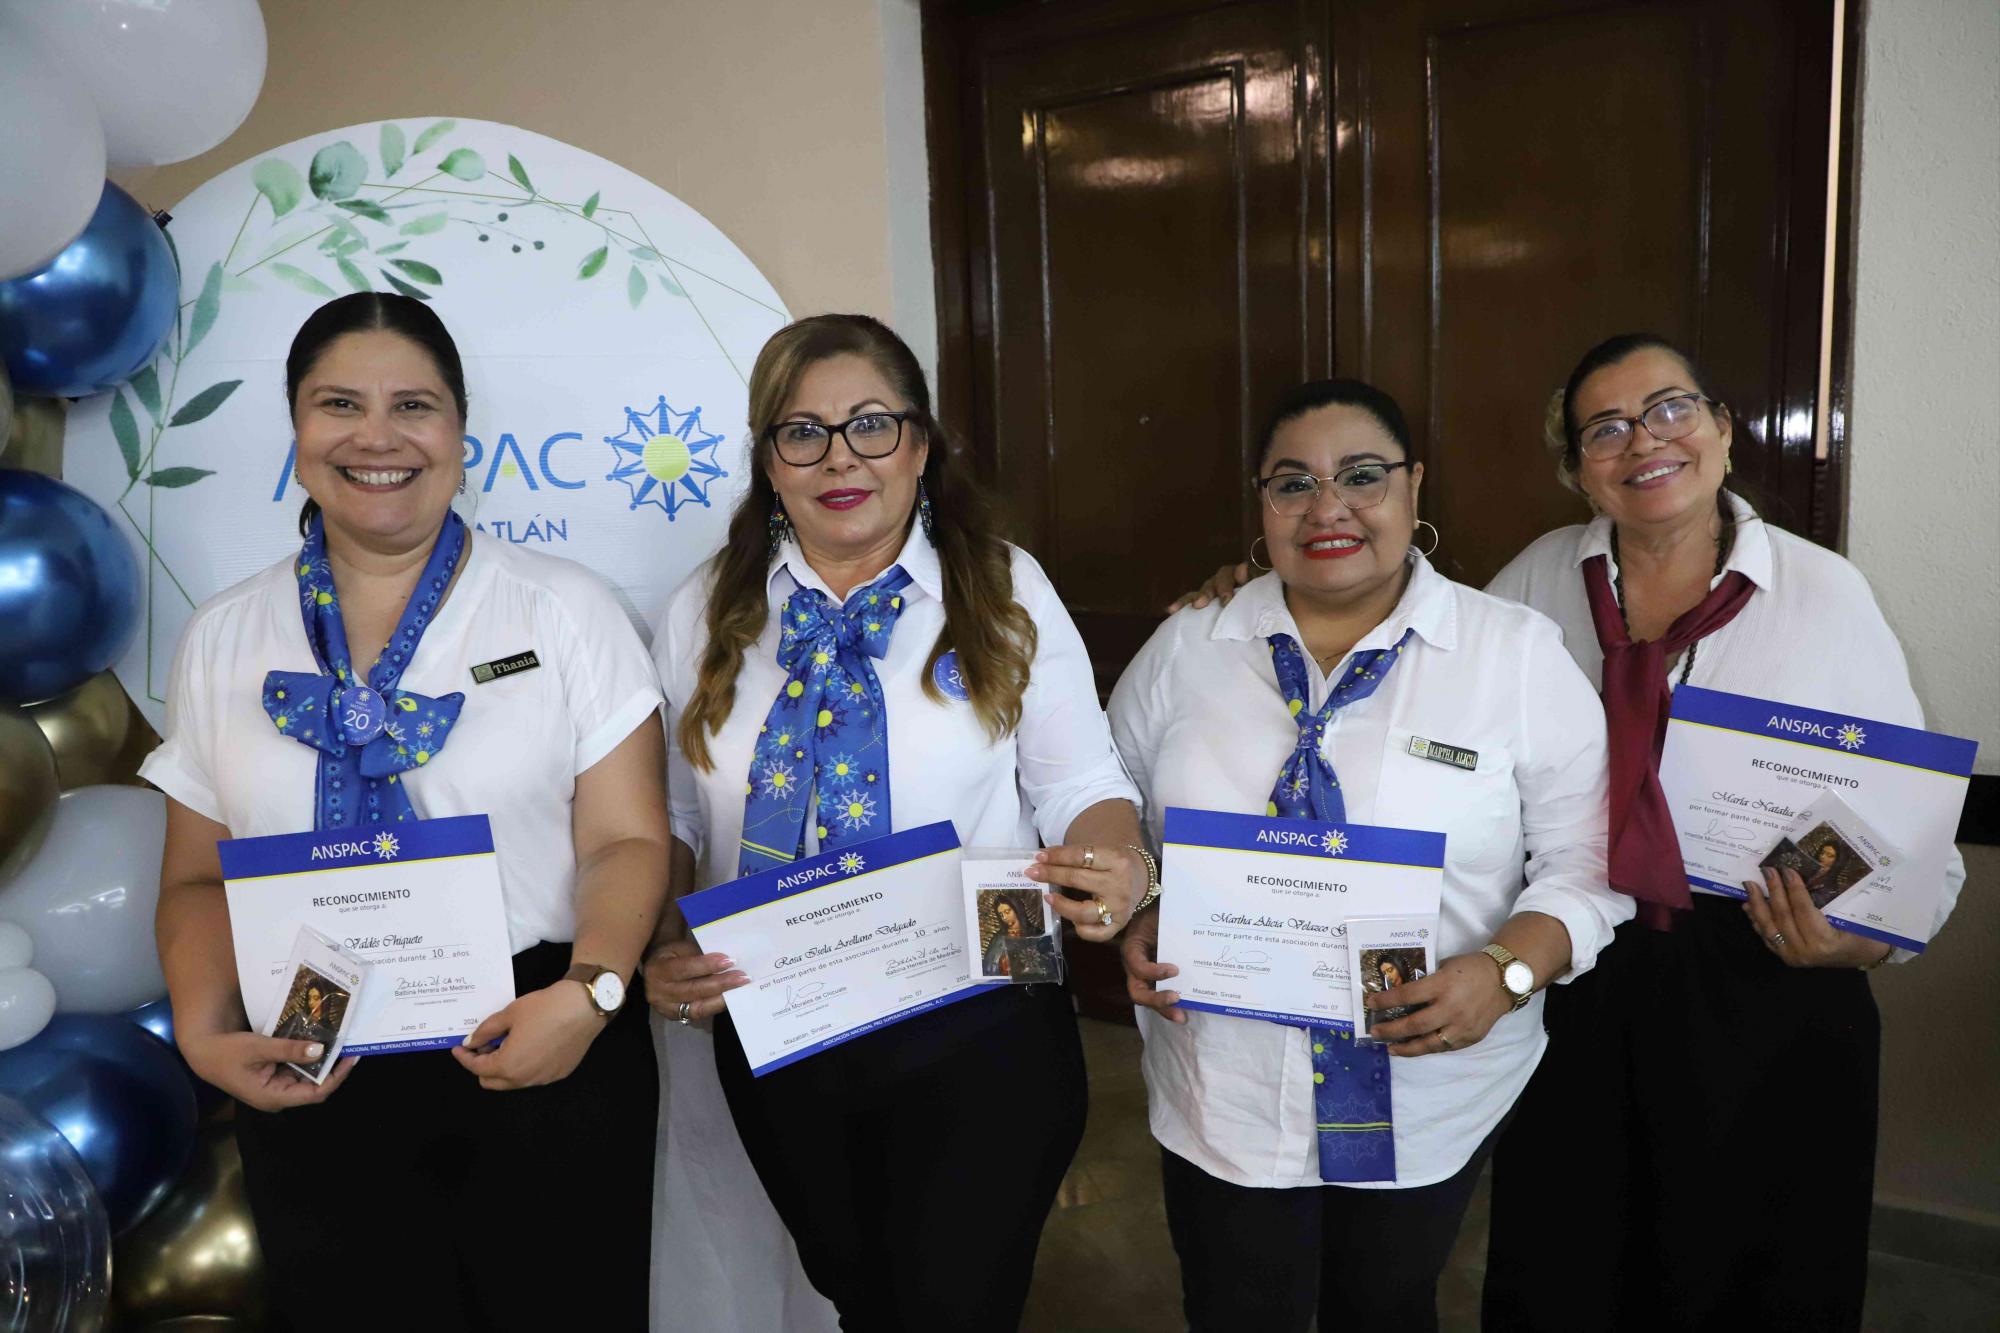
932, 651, 970, 701
336, 684, 389, 745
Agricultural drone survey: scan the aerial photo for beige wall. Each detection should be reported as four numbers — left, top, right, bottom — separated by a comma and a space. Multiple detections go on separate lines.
111, 0, 916, 328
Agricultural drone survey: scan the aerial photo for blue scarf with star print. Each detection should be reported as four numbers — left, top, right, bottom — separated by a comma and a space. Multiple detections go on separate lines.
261, 512, 468, 830
738, 566, 913, 875
1267, 627, 1413, 1183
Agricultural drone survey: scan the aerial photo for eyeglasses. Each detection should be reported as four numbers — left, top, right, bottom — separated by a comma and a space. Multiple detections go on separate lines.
765, 410, 915, 467
1573, 393, 1721, 461
1254, 461, 1412, 516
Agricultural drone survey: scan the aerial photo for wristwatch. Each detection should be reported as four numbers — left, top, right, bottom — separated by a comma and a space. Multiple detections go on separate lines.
564, 963, 627, 1018
1480, 944, 1535, 1012
1124, 844, 1161, 918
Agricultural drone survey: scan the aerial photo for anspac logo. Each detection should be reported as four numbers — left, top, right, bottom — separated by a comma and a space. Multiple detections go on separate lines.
372, 832, 401, 860
604, 397, 728, 518
837, 851, 867, 876
1320, 830, 1349, 857
1766, 714, 1868, 751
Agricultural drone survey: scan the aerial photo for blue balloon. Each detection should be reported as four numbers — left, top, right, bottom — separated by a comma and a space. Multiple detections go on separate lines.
124, 995, 230, 1119
0, 1015, 197, 1234
0, 471, 142, 704
0, 182, 179, 398
0, 1093, 112, 1327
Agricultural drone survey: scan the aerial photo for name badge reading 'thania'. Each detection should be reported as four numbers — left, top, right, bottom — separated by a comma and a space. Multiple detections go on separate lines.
470, 650, 540, 685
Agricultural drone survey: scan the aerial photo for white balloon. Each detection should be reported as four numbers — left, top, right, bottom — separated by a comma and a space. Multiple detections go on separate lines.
0, 922, 31, 970
0, 786, 166, 1013
0, 0, 267, 168
0, 966, 56, 1051
0, 30, 108, 280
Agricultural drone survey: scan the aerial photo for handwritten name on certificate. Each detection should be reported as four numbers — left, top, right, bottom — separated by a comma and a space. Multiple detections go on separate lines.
679, 822, 982, 1076
218, 815, 517, 1054
1157, 808, 1445, 1028
1659, 686, 1978, 952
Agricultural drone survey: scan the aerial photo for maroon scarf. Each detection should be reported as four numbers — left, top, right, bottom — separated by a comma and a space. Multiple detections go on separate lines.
1583, 554, 1755, 930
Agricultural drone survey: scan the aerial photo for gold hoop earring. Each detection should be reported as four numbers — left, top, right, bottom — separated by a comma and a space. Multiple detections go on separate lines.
1412, 519, 1440, 559
1249, 536, 1271, 572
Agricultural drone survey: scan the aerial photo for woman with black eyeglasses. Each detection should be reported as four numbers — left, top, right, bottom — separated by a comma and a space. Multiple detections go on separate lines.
642, 314, 1146, 1331
1112, 379, 1626, 1330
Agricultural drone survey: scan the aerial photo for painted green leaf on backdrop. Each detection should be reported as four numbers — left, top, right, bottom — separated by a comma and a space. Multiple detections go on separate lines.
627, 265, 647, 309
388, 258, 442, 285
577, 246, 608, 279
222, 273, 260, 295
336, 199, 392, 224
185, 263, 223, 358
629, 246, 661, 262
412, 119, 456, 153
336, 256, 371, 292
309, 142, 367, 200
376, 242, 409, 255
380, 123, 406, 178
507, 154, 534, 192
655, 271, 685, 298
440, 148, 485, 181
128, 366, 162, 424
380, 271, 431, 301
145, 467, 216, 488
400, 212, 449, 236
581, 191, 599, 220
252, 159, 305, 218
168, 380, 243, 427
109, 392, 141, 480
269, 263, 336, 298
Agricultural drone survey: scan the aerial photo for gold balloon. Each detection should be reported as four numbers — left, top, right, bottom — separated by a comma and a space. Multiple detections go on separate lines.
27, 672, 133, 790
112, 1124, 268, 1327
0, 393, 64, 478
0, 704, 59, 877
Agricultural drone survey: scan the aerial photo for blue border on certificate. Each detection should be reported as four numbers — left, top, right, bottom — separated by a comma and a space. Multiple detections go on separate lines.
1161, 807, 1446, 869
217, 813, 495, 880
1670, 685, 1978, 777
1688, 874, 1925, 953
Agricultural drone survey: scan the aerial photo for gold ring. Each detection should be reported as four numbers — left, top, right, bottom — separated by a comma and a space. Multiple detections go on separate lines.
1093, 897, 1114, 927
1082, 846, 1096, 870
1438, 1030, 1454, 1050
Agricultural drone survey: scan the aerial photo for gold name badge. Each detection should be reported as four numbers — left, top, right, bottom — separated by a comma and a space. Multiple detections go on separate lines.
1408, 736, 1477, 771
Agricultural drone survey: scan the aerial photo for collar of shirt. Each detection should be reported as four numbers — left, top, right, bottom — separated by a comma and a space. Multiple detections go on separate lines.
1573, 488, 1773, 591
1209, 551, 1460, 659
766, 521, 944, 607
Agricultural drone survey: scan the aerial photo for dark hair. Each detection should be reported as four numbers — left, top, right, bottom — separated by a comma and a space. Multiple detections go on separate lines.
1253, 378, 1416, 472
285, 293, 469, 535
678, 314, 1037, 768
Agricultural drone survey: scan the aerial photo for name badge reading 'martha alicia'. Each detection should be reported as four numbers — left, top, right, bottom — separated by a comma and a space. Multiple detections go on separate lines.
470, 650, 540, 685
1408, 736, 1477, 771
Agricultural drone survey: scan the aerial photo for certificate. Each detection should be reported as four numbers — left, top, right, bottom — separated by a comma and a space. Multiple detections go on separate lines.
218, 814, 517, 1054
680, 822, 982, 1076
1658, 685, 1978, 952
1157, 807, 1445, 1028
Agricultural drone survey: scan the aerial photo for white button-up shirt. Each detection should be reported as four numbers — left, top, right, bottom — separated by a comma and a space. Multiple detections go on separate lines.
1486, 491, 1967, 958
1109, 555, 1627, 1189
655, 527, 1139, 886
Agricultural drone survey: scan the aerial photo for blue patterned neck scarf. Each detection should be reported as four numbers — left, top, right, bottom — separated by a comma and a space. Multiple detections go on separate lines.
262, 512, 469, 831
738, 566, 914, 875
1266, 627, 1413, 1183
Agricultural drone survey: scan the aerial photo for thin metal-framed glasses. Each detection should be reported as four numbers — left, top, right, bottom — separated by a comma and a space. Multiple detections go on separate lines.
765, 410, 916, 467
1573, 393, 1721, 461
1253, 460, 1413, 516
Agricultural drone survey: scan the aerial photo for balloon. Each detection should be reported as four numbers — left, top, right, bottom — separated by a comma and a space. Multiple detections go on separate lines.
0, 705, 59, 874
126, 997, 175, 1046
0, 967, 55, 1051
0, 394, 64, 478
0, 786, 166, 1013
0, 182, 179, 398
0, 1016, 197, 1233
111, 1124, 267, 1327
0, 923, 30, 970
0, 1093, 112, 1332
0, 472, 142, 705
0, 361, 12, 445
0, 32, 108, 281
26, 673, 131, 790
0, 0, 267, 169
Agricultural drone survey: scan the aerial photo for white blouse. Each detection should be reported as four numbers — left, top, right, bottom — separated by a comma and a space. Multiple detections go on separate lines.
654, 526, 1140, 887
1486, 492, 1967, 957
1109, 555, 1629, 1190
141, 534, 665, 954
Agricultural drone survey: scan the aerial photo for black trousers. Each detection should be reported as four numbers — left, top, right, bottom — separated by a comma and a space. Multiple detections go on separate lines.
234, 942, 658, 1333
715, 981, 1088, 1332
1482, 895, 1879, 1332
1160, 1122, 1500, 1333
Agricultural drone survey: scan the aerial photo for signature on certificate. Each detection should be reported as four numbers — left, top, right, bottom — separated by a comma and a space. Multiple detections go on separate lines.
1215, 943, 1270, 967
783, 980, 827, 1011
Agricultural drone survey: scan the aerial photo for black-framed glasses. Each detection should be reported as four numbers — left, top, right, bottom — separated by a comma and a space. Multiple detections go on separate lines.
1254, 460, 1412, 516
765, 410, 916, 467
1574, 393, 1722, 461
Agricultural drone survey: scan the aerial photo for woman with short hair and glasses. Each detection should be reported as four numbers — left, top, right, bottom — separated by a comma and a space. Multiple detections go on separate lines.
1113, 378, 1626, 1330
1474, 332, 1968, 1331
643, 314, 1146, 1331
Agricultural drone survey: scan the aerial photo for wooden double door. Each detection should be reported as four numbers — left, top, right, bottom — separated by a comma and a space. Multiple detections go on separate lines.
927, 0, 1842, 691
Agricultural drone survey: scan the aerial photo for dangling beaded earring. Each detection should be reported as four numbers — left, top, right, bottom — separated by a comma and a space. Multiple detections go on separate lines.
767, 500, 794, 559
918, 479, 936, 542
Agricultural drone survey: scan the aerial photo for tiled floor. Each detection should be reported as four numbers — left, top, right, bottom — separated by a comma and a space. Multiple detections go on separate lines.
1024, 1019, 2000, 1332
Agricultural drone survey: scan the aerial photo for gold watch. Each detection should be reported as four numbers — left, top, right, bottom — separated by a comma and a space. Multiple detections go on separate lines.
1480, 943, 1535, 1012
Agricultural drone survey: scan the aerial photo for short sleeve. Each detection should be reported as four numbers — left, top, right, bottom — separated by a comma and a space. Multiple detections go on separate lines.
549, 567, 665, 775
1108, 611, 1184, 850
651, 572, 712, 865
137, 616, 226, 824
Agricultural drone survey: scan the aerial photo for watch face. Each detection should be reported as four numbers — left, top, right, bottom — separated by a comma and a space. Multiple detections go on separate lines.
590, 972, 625, 1012
1502, 960, 1534, 996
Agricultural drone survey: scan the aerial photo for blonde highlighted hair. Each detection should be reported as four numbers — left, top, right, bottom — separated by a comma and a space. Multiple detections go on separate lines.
677, 315, 1037, 771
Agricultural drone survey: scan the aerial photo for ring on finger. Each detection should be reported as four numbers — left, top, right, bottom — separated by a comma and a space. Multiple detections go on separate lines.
1081, 845, 1096, 870
676, 1000, 693, 1026
1093, 896, 1114, 928
1769, 932, 1787, 948
1438, 1030, 1454, 1051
